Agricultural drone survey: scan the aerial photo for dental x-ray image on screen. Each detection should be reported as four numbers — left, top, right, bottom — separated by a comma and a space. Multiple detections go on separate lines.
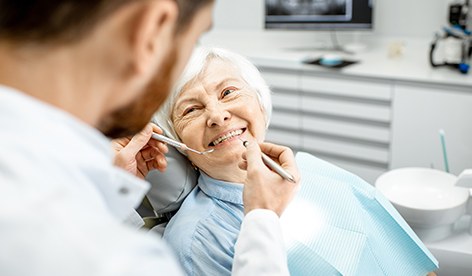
265, 0, 373, 30
267, 0, 352, 21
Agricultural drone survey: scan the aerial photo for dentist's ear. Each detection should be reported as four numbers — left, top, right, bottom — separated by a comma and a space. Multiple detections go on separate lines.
129, 0, 178, 75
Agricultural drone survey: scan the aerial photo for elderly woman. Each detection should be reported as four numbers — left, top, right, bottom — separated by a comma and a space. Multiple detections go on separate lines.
153, 47, 438, 276
152, 47, 285, 274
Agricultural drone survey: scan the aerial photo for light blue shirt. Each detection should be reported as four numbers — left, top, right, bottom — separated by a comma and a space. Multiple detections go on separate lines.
163, 154, 439, 276
163, 172, 244, 275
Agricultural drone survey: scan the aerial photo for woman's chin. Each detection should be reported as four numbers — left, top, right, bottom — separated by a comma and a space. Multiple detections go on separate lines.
212, 146, 244, 160
205, 143, 245, 164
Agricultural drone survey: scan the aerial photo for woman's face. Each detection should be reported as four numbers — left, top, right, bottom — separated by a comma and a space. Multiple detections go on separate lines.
172, 58, 266, 181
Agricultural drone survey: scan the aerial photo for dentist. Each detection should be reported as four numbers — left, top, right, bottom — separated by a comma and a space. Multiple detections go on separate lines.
0, 1, 299, 276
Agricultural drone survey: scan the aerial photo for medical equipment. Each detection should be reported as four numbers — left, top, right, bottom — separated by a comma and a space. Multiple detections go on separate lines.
374, 167, 472, 275
429, 26, 472, 74
376, 168, 468, 242
429, 0, 472, 74
240, 139, 295, 183
151, 132, 214, 155
449, 0, 472, 30
455, 169, 472, 235
424, 171, 472, 276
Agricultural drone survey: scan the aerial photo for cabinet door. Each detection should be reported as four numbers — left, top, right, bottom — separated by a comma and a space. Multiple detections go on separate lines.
260, 69, 302, 149
300, 74, 393, 184
390, 84, 472, 175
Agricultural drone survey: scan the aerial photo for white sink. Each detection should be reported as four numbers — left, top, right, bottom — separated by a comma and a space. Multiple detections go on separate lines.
375, 168, 469, 242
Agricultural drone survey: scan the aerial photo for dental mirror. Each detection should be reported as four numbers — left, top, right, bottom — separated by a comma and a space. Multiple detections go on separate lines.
151, 132, 214, 155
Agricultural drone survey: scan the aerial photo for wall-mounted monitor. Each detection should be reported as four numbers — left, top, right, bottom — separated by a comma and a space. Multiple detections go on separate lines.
265, 0, 373, 30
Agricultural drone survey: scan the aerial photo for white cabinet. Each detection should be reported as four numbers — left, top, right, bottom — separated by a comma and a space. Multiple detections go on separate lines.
390, 83, 472, 175
300, 74, 392, 184
261, 68, 392, 184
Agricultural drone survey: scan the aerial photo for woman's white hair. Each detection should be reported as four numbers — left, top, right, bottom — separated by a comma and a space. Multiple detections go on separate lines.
152, 47, 272, 144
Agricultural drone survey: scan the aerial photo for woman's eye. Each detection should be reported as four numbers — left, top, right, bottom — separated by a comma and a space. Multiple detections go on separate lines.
183, 107, 197, 116
222, 88, 236, 98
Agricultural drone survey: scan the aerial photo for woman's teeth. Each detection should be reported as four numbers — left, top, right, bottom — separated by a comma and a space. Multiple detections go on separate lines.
211, 129, 243, 146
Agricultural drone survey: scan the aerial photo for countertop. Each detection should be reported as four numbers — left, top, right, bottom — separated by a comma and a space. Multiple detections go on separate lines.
200, 30, 472, 89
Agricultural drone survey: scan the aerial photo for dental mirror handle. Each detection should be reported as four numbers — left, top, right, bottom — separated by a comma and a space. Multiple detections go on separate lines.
151, 132, 186, 150
151, 132, 214, 155
260, 152, 296, 183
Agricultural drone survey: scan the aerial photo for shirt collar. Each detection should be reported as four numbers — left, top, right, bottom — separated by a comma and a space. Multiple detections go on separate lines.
198, 171, 244, 205
0, 85, 149, 222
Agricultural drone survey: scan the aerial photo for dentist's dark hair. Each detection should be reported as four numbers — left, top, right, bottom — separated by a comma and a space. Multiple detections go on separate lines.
0, 0, 213, 44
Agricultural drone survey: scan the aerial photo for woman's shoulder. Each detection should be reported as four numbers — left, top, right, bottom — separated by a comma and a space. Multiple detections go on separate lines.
162, 187, 215, 244
162, 186, 235, 274
163, 183, 242, 244
163, 186, 239, 275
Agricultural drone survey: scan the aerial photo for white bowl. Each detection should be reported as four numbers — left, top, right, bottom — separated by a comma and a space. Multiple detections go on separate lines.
375, 167, 469, 242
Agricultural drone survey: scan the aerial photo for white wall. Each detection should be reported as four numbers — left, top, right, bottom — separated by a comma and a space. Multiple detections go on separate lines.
373, 0, 450, 37
212, 0, 451, 38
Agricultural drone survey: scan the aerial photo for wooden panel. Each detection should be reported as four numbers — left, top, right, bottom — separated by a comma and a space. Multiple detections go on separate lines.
301, 75, 392, 101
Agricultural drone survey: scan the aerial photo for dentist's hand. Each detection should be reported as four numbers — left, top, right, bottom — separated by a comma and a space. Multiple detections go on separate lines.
112, 123, 168, 179
239, 142, 300, 217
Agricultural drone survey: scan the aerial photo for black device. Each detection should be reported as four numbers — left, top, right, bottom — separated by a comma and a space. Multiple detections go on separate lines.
449, 0, 470, 29
265, 0, 373, 30
430, 0, 472, 74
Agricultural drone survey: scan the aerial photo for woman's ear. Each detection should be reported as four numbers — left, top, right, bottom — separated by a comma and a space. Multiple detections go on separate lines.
129, 0, 178, 75
260, 106, 270, 129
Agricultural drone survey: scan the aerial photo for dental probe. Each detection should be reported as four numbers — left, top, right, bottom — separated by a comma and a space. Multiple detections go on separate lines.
241, 140, 296, 183
151, 132, 214, 155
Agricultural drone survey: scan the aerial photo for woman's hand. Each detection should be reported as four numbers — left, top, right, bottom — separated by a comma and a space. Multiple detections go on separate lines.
239, 141, 300, 217
112, 123, 168, 179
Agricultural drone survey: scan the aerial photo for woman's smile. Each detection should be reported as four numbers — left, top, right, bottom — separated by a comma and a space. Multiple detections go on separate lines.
208, 128, 246, 148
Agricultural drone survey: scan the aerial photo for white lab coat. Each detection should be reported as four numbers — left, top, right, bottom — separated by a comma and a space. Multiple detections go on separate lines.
234, 210, 289, 275
0, 85, 288, 276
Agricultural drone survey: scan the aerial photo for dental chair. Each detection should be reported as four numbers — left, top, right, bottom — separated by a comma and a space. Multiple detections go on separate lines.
137, 146, 198, 236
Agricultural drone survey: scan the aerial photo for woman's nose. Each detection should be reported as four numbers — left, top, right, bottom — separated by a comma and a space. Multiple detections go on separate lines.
206, 104, 231, 128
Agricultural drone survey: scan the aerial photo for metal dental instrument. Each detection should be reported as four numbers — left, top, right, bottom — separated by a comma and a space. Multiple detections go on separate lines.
151, 132, 214, 155
240, 139, 296, 183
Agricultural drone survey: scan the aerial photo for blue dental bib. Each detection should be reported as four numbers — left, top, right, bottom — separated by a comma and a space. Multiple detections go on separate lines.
282, 152, 439, 276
